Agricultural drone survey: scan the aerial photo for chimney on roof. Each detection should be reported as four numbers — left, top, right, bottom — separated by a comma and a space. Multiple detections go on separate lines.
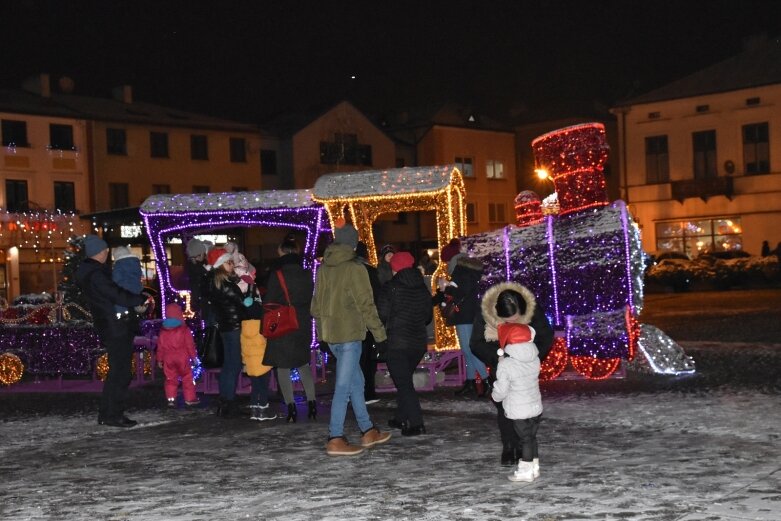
112, 85, 133, 104
21, 73, 51, 98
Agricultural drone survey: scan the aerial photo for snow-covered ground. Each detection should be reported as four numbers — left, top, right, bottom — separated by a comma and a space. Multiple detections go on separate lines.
2, 355, 779, 521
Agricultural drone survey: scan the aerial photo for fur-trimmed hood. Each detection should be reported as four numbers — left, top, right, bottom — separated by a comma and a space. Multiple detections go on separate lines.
453, 255, 483, 272
480, 282, 537, 342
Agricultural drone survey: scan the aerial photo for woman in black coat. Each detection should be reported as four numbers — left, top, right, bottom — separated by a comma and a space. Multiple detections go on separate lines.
262, 235, 316, 422
206, 247, 247, 417
376, 252, 433, 436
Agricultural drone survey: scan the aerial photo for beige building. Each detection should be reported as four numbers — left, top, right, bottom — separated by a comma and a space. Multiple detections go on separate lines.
383, 104, 518, 253
1, 74, 267, 298
255, 101, 397, 261
612, 41, 781, 257
1, 78, 91, 297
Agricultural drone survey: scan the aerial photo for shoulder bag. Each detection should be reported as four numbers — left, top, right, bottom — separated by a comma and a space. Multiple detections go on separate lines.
262, 270, 300, 339
198, 324, 224, 368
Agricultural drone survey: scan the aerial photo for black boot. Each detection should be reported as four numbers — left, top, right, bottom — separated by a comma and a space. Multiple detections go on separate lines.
501, 445, 516, 467
217, 399, 236, 418
401, 422, 427, 436
454, 380, 476, 396
307, 400, 317, 420
286, 402, 297, 423
478, 378, 492, 398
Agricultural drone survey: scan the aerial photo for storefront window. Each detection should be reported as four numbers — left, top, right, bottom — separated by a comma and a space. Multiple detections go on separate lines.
656, 217, 742, 256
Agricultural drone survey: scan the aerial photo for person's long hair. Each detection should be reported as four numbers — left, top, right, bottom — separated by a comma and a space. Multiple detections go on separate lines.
212, 265, 232, 290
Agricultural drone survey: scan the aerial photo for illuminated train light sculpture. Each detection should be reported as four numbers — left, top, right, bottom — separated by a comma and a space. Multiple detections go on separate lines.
140, 123, 694, 381
464, 123, 693, 379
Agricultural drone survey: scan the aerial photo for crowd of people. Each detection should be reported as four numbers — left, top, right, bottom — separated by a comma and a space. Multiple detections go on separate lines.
77, 223, 552, 480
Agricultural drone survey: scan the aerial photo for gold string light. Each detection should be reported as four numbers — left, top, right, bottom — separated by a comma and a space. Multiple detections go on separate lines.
313, 167, 466, 350
97, 352, 152, 381
0, 352, 24, 385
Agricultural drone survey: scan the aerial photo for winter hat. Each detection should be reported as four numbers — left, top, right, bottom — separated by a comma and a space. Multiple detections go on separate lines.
186, 238, 207, 258
223, 241, 238, 255
440, 238, 461, 263
162, 303, 184, 329
389, 251, 415, 273
111, 246, 135, 262
380, 244, 396, 257
83, 235, 109, 258
497, 323, 535, 356
207, 247, 232, 270
333, 218, 359, 249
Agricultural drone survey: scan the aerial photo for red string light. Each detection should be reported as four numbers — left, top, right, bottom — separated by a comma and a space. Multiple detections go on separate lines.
539, 337, 568, 381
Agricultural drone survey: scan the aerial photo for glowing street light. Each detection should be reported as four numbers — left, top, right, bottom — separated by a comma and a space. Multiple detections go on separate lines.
535, 168, 550, 180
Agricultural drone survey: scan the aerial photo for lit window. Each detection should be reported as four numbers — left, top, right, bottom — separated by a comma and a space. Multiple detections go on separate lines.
486, 160, 504, 179
655, 217, 742, 256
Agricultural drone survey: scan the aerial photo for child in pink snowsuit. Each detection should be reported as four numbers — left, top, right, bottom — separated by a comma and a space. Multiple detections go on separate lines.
156, 303, 199, 406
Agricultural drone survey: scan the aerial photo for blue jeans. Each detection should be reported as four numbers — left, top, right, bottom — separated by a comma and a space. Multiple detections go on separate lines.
219, 329, 242, 400
329, 341, 374, 438
456, 323, 487, 380
250, 372, 271, 406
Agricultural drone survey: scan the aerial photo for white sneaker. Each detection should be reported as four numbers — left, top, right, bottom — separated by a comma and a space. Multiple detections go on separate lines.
508, 461, 535, 482
532, 458, 540, 479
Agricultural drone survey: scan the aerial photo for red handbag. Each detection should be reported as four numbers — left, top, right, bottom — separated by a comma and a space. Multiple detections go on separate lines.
262, 271, 299, 339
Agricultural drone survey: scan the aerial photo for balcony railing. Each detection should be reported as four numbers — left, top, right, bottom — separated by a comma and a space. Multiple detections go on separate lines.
671, 176, 733, 202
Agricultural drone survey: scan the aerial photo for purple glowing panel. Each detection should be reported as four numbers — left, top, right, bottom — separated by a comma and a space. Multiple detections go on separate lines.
463, 202, 646, 360
0, 325, 99, 375
141, 201, 329, 311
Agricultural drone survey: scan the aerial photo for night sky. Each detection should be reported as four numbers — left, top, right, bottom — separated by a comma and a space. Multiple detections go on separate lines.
1, 0, 780, 123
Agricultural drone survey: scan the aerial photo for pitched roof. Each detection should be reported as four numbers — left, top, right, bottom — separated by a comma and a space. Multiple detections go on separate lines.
0, 88, 258, 132
616, 39, 781, 107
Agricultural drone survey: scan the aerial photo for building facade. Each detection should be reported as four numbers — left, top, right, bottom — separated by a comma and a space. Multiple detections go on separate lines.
613, 42, 781, 257
0, 75, 266, 298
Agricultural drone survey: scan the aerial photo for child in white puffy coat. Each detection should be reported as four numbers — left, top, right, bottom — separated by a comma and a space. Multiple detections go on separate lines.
491, 292, 543, 483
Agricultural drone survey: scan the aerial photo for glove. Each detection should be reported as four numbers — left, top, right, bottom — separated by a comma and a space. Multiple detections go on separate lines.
241, 275, 255, 285
243, 297, 254, 307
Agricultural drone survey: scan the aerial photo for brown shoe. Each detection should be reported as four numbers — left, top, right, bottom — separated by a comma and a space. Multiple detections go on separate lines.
326, 437, 365, 456
360, 427, 392, 448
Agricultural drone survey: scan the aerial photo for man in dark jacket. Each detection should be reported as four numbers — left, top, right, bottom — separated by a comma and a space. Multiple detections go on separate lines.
377, 252, 433, 436
471, 281, 553, 467
76, 235, 148, 427
356, 241, 382, 404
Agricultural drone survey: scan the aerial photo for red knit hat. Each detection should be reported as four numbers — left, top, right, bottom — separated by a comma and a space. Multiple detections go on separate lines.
207, 247, 232, 269
389, 251, 415, 273
440, 238, 461, 263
